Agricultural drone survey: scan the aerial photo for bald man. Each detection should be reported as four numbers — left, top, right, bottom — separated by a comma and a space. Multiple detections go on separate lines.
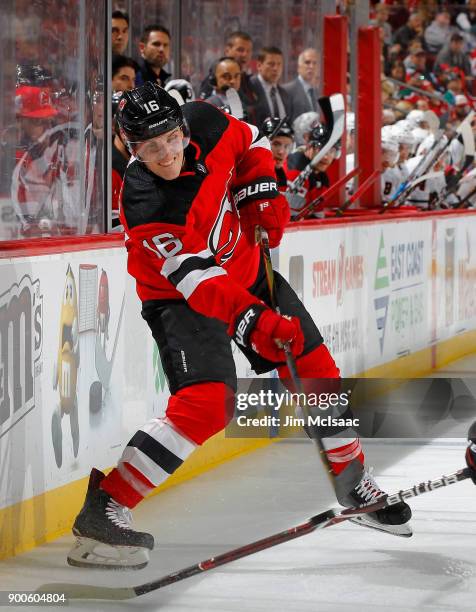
283, 48, 320, 123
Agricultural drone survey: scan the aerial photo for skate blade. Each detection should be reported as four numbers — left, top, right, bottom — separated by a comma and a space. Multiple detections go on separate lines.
67, 537, 149, 570
349, 516, 413, 538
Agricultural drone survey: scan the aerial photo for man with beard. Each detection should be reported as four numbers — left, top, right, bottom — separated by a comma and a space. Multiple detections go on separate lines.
136, 24, 172, 88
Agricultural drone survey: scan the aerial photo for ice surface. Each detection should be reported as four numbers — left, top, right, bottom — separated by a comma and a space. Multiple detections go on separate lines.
1, 354, 475, 611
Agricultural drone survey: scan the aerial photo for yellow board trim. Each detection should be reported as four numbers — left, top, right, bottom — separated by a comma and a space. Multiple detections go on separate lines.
0, 434, 271, 560
1, 329, 475, 561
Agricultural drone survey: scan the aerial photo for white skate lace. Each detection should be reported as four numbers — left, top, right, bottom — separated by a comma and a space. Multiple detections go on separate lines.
105, 499, 133, 530
354, 467, 385, 504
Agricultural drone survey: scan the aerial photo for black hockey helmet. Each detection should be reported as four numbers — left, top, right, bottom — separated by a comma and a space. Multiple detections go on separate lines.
116, 82, 187, 147
308, 123, 329, 148
261, 116, 294, 140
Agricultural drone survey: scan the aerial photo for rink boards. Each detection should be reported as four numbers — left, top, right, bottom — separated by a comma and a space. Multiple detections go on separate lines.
1, 211, 476, 558
280, 212, 476, 376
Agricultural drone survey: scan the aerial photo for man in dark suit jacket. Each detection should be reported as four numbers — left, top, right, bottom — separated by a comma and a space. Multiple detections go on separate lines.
283, 48, 320, 123
249, 46, 292, 127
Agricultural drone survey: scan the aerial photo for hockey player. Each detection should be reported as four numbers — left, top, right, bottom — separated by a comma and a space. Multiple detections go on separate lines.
260, 116, 294, 190
68, 83, 412, 570
391, 121, 416, 182
286, 123, 336, 214
381, 127, 402, 205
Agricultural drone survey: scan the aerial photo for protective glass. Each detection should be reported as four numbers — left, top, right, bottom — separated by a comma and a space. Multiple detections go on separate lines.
131, 128, 188, 162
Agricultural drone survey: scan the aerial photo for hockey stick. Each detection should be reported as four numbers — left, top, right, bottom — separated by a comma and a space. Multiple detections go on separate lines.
386, 111, 476, 211
334, 169, 380, 216
226, 88, 244, 120
432, 135, 476, 209
292, 167, 360, 221
287, 93, 345, 197
382, 131, 447, 211
257, 228, 336, 485
37, 467, 472, 600
453, 183, 476, 209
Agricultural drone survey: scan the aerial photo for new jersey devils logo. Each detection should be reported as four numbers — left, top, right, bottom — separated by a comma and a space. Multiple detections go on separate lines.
208, 190, 241, 264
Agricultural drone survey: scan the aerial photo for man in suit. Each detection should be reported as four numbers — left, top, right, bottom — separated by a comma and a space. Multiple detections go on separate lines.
283, 48, 320, 123
250, 46, 292, 127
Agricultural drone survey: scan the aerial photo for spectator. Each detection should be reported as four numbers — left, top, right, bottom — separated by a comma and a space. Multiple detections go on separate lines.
282, 48, 320, 123
382, 78, 396, 104
443, 71, 464, 105
224, 30, 253, 76
389, 60, 407, 82
455, 0, 476, 49
112, 55, 139, 93
112, 10, 129, 56
435, 33, 472, 77
371, 3, 393, 46
404, 48, 436, 85
424, 11, 453, 55
393, 12, 426, 53
250, 46, 292, 127
136, 24, 171, 87
387, 1, 410, 32
204, 57, 242, 109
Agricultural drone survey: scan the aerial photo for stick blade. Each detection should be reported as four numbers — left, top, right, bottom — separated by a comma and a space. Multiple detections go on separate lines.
36, 583, 136, 601
226, 88, 244, 119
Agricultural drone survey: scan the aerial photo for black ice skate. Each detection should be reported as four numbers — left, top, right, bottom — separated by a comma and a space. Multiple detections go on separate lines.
67, 468, 154, 570
340, 467, 412, 537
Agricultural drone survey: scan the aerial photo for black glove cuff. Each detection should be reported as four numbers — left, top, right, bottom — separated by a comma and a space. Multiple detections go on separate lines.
233, 177, 279, 209
233, 303, 266, 348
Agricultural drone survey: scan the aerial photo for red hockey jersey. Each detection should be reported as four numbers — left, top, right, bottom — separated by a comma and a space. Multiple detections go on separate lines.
120, 101, 283, 326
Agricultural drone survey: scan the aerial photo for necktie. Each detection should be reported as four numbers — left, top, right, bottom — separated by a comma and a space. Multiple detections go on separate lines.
309, 88, 318, 112
270, 86, 280, 118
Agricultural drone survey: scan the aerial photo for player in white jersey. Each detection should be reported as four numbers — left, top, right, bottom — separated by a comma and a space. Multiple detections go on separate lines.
381, 127, 401, 204
391, 121, 416, 182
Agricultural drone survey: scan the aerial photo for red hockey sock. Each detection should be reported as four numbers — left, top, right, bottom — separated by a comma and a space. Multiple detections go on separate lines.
324, 439, 365, 476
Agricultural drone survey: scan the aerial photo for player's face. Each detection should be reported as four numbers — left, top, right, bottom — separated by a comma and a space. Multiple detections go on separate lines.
112, 18, 129, 55
140, 31, 171, 69
382, 147, 399, 170
271, 136, 293, 167
138, 128, 185, 180
298, 50, 319, 83
399, 142, 411, 161
258, 54, 283, 85
225, 38, 252, 71
112, 66, 136, 93
215, 60, 242, 93
314, 149, 336, 172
